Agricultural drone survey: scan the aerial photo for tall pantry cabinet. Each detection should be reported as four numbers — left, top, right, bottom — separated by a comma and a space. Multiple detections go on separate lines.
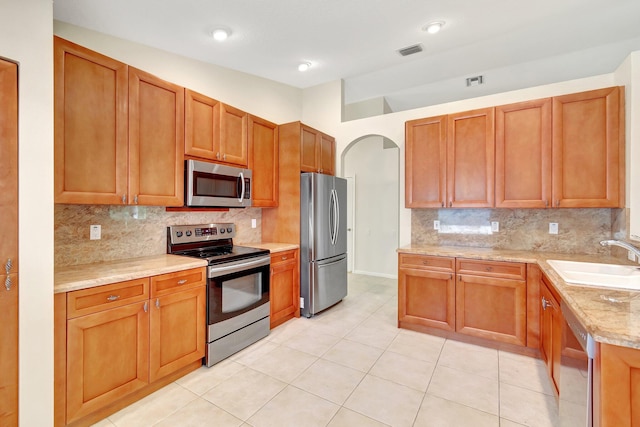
0, 58, 19, 426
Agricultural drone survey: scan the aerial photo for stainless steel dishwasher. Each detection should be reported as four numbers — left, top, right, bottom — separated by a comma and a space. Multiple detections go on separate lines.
560, 301, 596, 427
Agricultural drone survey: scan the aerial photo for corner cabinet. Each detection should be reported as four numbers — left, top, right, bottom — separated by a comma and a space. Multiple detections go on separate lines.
269, 249, 300, 329
552, 86, 624, 208
57, 267, 206, 426
184, 89, 249, 167
0, 58, 18, 427
54, 37, 184, 206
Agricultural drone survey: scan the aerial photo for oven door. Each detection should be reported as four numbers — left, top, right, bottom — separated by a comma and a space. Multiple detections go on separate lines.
208, 255, 270, 325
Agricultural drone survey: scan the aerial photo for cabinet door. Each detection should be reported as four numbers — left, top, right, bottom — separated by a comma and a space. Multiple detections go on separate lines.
270, 250, 299, 329
0, 58, 18, 427
249, 115, 279, 207
128, 67, 184, 206
398, 267, 455, 331
185, 89, 220, 160
405, 116, 447, 208
495, 99, 552, 208
54, 36, 128, 204
447, 108, 495, 208
219, 103, 248, 166
300, 124, 319, 172
456, 274, 526, 346
319, 133, 335, 175
66, 301, 150, 423
149, 286, 206, 382
597, 343, 640, 427
540, 278, 560, 395
552, 87, 623, 207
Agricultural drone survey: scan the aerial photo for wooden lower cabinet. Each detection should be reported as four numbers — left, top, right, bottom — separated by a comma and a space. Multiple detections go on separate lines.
270, 249, 299, 329
539, 274, 562, 396
596, 343, 640, 427
59, 267, 206, 426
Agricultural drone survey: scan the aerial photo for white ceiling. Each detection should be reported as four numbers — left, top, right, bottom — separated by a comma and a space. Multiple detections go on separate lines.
53, 0, 640, 113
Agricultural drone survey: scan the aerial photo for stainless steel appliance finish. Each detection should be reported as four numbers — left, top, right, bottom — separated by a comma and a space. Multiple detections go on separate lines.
185, 159, 252, 208
167, 223, 270, 367
300, 173, 348, 318
560, 301, 596, 427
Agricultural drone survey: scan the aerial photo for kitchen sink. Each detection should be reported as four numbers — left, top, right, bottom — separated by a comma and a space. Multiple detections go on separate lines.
546, 259, 640, 290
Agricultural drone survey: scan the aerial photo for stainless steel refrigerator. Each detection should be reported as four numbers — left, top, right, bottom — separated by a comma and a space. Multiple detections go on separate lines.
300, 172, 348, 318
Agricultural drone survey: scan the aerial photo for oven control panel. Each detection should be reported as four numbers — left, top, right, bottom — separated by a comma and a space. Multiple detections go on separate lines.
168, 223, 236, 244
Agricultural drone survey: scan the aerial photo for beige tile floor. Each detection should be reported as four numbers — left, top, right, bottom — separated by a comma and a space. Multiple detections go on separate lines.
93, 273, 559, 427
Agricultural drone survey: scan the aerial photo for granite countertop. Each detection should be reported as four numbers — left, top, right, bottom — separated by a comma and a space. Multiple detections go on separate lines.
238, 242, 300, 253
54, 254, 208, 294
398, 244, 640, 349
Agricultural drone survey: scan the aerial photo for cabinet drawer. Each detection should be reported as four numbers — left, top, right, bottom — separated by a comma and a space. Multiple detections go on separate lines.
151, 267, 206, 297
456, 258, 526, 280
271, 249, 298, 265
67, 278, 150, 319
399, 254, 454, 272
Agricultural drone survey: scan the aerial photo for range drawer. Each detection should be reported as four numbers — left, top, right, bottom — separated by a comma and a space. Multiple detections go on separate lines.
67, 278, 150, 318
456, 258, 526, 280
151, 267, 206, 297
399, 254, 455, 272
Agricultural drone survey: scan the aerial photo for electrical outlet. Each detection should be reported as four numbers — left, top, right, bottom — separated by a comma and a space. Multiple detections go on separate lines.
90, 224, 101, 240
491, 221, 499, 232
251, 218, 257, 229
628, 250, 636, 262
549, 223, 559, 235
433, 220, 440, 231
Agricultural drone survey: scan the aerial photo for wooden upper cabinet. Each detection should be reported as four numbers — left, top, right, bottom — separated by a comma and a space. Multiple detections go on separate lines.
300, 123, 335, 175
405, 115, 447, 208
249, 115, 279, 207
447, 108, 495, 208
495, 99, 552, 208
54, 36, 128, 205
128, 67, 184, 206
552, 86, 624, 208
0, 58, 18, 427
184, 89, 248, 167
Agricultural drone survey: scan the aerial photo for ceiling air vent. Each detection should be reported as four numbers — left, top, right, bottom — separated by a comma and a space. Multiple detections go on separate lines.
397, 44, 423, 57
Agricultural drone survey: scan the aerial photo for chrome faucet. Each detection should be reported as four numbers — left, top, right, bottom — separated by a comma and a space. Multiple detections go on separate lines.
599, 240, 640, 260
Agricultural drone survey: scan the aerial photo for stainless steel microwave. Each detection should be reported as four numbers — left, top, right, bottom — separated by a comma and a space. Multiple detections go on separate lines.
185, 159, 252, 207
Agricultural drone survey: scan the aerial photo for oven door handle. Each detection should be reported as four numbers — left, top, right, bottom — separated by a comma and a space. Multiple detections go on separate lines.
209, 256, 270, 278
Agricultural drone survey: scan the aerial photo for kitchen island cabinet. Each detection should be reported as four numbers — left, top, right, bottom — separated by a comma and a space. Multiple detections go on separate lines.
55, 261, 206, 426
54, 37, 184, 206
0, 57, 18, 427
269, 249, 300, 328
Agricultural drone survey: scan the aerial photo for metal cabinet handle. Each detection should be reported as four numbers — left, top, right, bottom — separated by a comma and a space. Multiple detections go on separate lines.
5, 258, 12, 275
223, 153, 227, 161
485, 266, 493, 272
177, 279, 187, 285
216, 152, 220, 159
155, 298, 160, 309
281, 256, 288, 260
556, 200, 560, 207
441, 201, 444, 208
5, 276, 12, 291
449, 201, 452, 208
122, 194, 127, 204
541, 296, 552, 310
144, 301, 148, 312
134, 195, 138, 204
545, 200, 549, 208
422, 260, 428, 265
106, 295, 120, 302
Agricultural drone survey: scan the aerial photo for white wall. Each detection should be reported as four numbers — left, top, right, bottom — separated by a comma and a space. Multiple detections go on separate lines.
344, 136, 399, 278
54, 21, 303, 125
0, 0, 54, 425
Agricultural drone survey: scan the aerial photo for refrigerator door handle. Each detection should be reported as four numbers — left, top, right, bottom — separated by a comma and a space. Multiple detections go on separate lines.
333, 188, 339, 245
330, 189, 338, 245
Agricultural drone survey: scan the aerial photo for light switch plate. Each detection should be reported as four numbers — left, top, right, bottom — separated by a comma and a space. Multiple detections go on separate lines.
549, 223, 559, 235
491, 221, 499, 232
90, 224, 101, 240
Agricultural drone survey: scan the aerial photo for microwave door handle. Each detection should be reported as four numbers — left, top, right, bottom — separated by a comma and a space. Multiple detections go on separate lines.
238, 172, 245, 203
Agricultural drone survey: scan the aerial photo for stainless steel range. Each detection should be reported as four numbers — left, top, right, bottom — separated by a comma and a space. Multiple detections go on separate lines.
167, 223, 270, 367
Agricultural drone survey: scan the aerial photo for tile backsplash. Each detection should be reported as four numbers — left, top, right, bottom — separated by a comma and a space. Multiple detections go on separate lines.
412, 208, 624, 255
55, 205, 262, 267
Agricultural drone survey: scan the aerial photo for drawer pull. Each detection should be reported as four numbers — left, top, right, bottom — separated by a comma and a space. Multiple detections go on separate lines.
177, 279, 187, 285
144, 301, 148, 312
106, 295, 120, 302
5, 258, 12, 275
281, 256, 288, 260
5, 276, 12, 291
541, 296, 553, 310
155, 298, 160, 309
485, 267, 493, 272
422, 260, 428, 265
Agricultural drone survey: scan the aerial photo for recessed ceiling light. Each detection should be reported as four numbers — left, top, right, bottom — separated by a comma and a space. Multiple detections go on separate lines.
423, 21, 445, 34
298, 62, 311, 72
212, 28, 230, 41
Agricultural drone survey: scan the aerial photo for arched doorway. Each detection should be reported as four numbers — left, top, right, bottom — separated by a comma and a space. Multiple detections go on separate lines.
342, 134, 399, 278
